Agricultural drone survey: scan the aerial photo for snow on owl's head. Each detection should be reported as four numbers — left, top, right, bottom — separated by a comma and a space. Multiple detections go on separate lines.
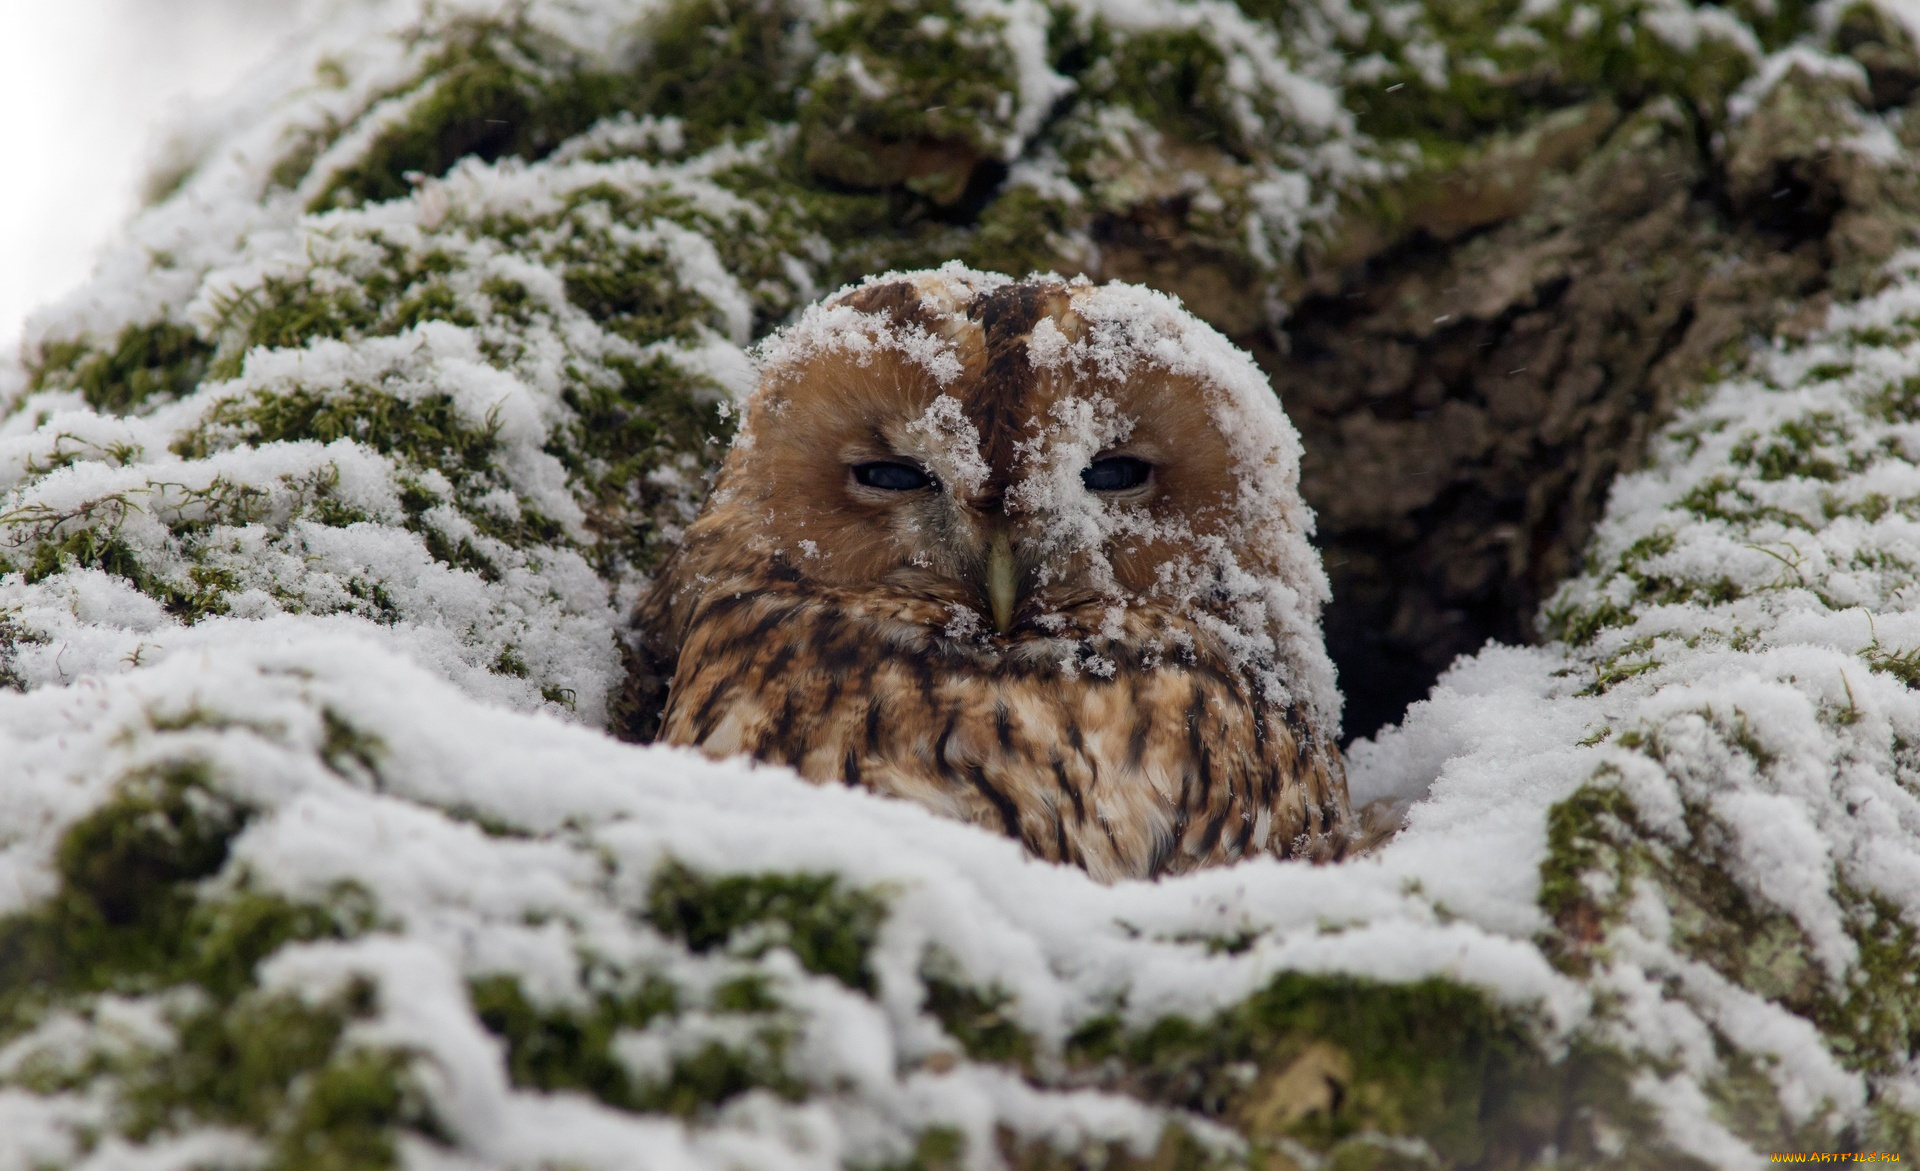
708, 263, 1340, 735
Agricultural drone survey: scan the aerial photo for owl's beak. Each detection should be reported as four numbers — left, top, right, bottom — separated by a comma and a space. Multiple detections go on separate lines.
986, 529, 1018, 635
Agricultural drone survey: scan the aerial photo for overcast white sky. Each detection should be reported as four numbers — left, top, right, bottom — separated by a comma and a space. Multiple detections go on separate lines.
0, 0, 309, 354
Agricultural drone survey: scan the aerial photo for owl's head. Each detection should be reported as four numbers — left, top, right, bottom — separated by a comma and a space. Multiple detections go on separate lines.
670, 265, 1339, 736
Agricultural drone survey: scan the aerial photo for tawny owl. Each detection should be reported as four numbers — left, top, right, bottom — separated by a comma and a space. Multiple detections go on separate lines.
633, 265, 1350, 880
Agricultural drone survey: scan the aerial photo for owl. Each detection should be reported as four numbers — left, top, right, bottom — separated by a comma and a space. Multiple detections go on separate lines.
632, 266, 1350, 881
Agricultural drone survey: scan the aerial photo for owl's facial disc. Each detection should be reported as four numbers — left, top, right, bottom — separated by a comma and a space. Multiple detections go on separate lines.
727, 284, 1254, 656
823, 407, 1175, 640
841, 440, 1026, 636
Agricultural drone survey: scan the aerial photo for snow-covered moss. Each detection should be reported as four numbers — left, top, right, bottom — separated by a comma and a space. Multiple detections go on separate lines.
10, 0, 1899, 734
1499, 262, 1920, 1151
0, 638, 1251, 1166
3, 0, 1874, 729
1348, 256, 1920, 1160
7, 0, 1920, 1164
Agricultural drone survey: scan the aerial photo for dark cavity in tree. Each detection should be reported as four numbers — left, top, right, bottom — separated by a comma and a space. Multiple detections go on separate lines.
1240, 79, 1918, 740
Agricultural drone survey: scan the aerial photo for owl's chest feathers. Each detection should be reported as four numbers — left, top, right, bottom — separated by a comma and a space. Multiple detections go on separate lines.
657, 584, 1349, 880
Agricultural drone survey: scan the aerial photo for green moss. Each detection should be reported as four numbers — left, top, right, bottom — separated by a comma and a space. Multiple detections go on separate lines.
1734, 0, 1820, 54
321, 709, 384, 783
176, 386, 501, 478
1824, 490, 1892, 521
920, 951, 1036, 1067
1674, 472, 1819, 531
203, 239, 487, 372
630, 0, 800, 147
646, 1027, 802, 1115
418, 525, 501, 582
35, 477, 385, 618
202, 888, 375, 996
171, 176, 790, 595
1321, 0, 1805, 154
1544, 527, 1747, 649
304, 0, 806, 210
1097, 28, 1245, 156
487, 177, 806, 336
0, 760, 380, 1040
0, 755, 416, 1161
877, 1127, 968, 1171
1576, 654, 1662, 696
29, 321, 214, 415
4, 504, 143, 587
472, 967, 804, 1118
212, 277, 381, 366
470, 973, 675, 1101
962, 184, 1081, 281
272, 1046, 438, 1171
55, 760, 245, 936
1863, 373, 1920, 422
20, 433, 146, 478
122, 981, 436, 1171
1819, 891, 1920, 1077
128, 975, 389, 1151
643, 859, 889, 992
1069, 971, 1665, 1169
270, 127, 335, 192
0, 614, 42, 691
555, 354, 725, 576
1545, 596, 1632, 647
1728, 411, 1858, 482
561, 239, 714, 344
313, 18, 644, 210
1542, 752, 1920, 1093
798, 0, 1017, 200
0, 461, 411, 620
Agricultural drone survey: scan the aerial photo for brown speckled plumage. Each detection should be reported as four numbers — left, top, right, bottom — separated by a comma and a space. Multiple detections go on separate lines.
633, 271, 1349, 881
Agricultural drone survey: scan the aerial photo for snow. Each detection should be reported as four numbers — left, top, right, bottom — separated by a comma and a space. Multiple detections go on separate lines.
1727, 45, 1866, 121
3, 0, 1920, 1161
1346, 256, 1920, 1145
904, 394, 993, 498
756, 269, 999, 391
0, 627, 1559, 1167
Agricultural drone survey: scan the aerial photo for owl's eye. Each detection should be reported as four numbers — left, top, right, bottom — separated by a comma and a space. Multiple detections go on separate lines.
852, 461, 934, 491
1082, 456, 1152, 493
